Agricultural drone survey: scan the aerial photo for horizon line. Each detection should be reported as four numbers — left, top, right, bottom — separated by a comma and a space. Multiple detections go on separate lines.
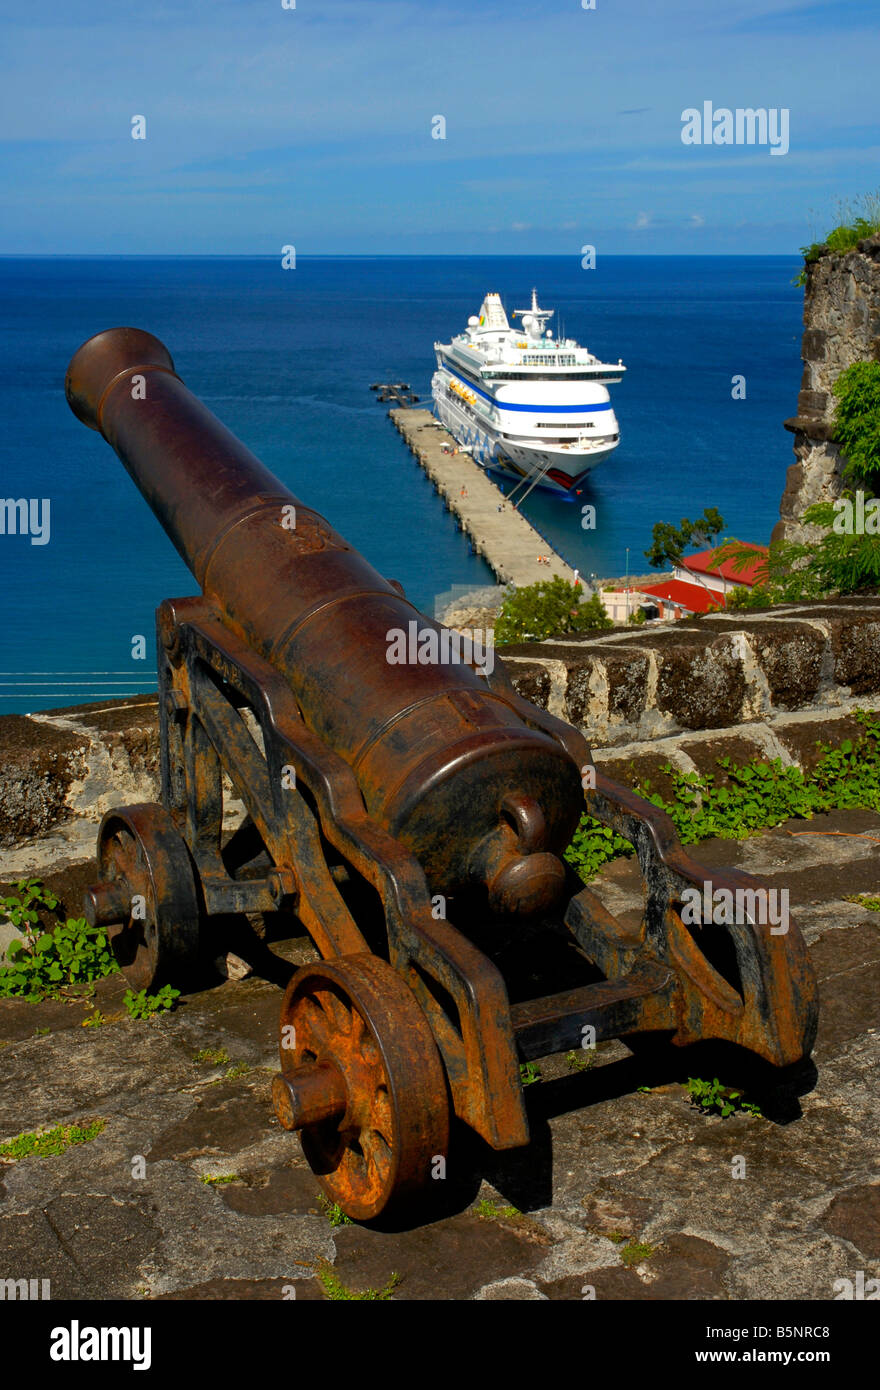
0, 251, 803, 260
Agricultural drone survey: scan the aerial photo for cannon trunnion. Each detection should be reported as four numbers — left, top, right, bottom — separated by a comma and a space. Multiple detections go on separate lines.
67, 328, 818, 1223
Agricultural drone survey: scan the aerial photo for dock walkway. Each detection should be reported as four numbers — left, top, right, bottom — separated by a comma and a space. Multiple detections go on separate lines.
390, 409, 577, 589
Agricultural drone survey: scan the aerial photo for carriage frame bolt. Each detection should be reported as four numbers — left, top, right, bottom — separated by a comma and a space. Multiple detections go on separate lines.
268, 868, 297, 906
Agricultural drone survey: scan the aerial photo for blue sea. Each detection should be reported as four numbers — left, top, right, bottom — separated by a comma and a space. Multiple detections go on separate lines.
0, 255, 802, 713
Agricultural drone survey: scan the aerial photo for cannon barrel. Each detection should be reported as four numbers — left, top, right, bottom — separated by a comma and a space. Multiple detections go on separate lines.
66, 328, 583, 914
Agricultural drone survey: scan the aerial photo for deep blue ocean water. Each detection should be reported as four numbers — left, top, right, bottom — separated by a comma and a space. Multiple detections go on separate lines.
0, 255, 802, 713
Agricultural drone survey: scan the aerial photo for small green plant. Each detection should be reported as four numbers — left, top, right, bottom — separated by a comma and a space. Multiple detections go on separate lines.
318, 1195, 353, 1228
494, 577, 612, 645
0, 880, 119, 1001
565, 1049, 595, 1072
519, 1061, 542, 1086
223, 1060, 250, 1081
1, 877, 58, 927
606, 1230, 629, 1245
82, 1009, 105, 1029
0, 1119, 105, 1161
564, 817, 634, 882
200, 1173, 239, 1186
317, 1266, 402, 1301
844, 893, 880, 912
473, 1198, 521, 1221
193, 1047, 230, 1066
794, 193, 880, 285
620, 1240, 656, 1268
123, 985, 180, 1019
565, 712, 880, 882
34, 1026, 50, 1037
687, 1077, 761, 1119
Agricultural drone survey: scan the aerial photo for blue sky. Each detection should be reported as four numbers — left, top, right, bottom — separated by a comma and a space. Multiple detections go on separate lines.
1, 0, 878, 254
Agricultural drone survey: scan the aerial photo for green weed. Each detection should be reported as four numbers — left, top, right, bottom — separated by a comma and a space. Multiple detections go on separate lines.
0, 1119, 105, 1161
317, 1266, 401, 1301
123, 985, 180, 1020
0, 880, 119, 1000
845, 893, 880, 912
566, 712, 880, 882
519, 1061, 542, 1087
223, 1061, 250, 1081
687, 1077, 761, 1119
318, 1195, 353, 1227
473, 1198, 521, 1221
565, 1049, 596, 1073
193, 1047, 230, 1066
620, 1240, 655, 1267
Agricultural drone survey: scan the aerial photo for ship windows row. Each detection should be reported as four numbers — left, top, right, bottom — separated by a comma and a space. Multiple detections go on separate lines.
483, 372, 605, 381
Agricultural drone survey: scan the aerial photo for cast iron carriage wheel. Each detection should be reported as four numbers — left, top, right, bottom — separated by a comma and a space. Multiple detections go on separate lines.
91, 803, 201, 992
274, 954, 450, 1221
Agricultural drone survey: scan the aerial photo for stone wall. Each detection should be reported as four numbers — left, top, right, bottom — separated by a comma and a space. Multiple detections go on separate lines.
503, 597, 880, 795
774, 235, 880, 544
0, 698, 162, 872
2, 600, 880, 879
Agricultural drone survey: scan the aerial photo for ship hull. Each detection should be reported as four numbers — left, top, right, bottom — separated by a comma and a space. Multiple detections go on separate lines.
432, 377, 618, 494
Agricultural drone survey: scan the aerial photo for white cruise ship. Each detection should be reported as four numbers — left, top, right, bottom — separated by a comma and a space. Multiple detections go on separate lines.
432, 290, 626, 495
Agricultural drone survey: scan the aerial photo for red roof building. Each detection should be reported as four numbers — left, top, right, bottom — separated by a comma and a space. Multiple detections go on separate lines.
636, 579, 724, 618
677, 544, 767, 592
597, 542, 768, 624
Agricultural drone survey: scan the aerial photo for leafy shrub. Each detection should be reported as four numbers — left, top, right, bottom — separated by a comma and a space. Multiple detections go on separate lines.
0, 880, 119, 1001
727, 582, 775, 611
833, 362, 880, 487
566, 711, 880, 881
494, 577, 612, 645
716, 494, 880, 609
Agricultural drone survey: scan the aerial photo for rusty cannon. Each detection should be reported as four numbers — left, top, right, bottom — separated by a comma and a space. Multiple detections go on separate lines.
65, 327, 818, 1222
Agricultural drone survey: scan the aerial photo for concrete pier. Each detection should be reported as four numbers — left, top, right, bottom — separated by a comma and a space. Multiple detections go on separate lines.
390, 409, 577, 589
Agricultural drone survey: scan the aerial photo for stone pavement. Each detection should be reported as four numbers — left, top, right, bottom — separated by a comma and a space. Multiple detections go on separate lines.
1, 809, 878, 1301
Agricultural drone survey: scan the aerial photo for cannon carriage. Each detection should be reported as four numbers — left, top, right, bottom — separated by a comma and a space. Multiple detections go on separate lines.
66, 328, 818, 1223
